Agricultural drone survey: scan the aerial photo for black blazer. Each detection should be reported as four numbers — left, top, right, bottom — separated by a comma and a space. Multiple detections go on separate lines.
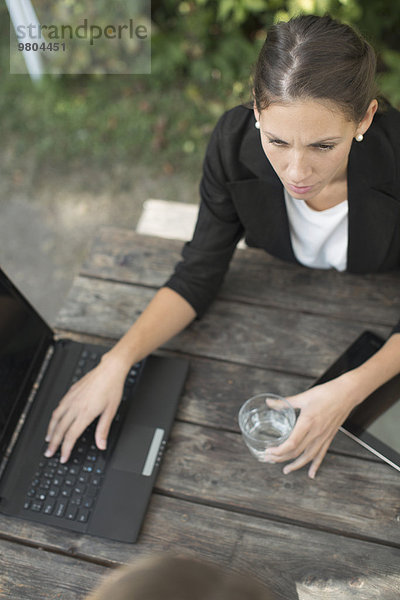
165, 104, 400, 333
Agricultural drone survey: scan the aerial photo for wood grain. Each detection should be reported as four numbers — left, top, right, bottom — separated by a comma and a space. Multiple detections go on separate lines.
80, 227, 400, 327
176, 353, 381, 461
55, 276, 390, 378
0, 537, 106, 599
5, 226, 397, 600
52, 329, 382, 462
0, 494, 399, 600
156, 422, 400, 545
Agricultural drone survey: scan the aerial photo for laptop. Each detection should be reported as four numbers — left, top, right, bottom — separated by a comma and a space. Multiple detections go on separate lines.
311, 330, 400, 472
0, 267, 189, 542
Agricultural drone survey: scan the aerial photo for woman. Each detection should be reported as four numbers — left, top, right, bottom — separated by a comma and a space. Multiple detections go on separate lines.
45, 14, 400, 478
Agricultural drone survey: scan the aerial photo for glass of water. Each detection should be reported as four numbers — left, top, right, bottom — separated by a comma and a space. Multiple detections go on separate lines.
238, 393, 296, 462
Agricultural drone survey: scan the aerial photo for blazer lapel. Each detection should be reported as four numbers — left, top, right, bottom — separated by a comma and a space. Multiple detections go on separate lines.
347, 136, 400, 273
228, 123, 297, 262
347, 184, 400, 272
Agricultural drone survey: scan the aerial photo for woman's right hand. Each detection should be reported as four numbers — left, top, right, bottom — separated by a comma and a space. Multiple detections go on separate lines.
45, 352, 129, 464
44, 287, 196, 464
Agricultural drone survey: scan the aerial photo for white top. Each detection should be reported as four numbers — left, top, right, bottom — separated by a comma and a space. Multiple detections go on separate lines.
284, 188, 348, 271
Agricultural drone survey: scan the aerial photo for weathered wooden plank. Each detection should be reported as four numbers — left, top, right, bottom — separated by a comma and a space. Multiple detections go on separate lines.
80, 227, 400, 327
235, 522, 400, 600
53, 329, 381, 462
176, 354, 383, 462
156, 423, 400, 545
0, 537, 106, 599
7, 228, 398, 600
55, 276, 390, 378
0, 495, 398, 600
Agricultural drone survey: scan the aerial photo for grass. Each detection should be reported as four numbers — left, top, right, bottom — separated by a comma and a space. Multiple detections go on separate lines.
0, 7, 252, 179
2, 3, 399, 181
1, 74, 225, 176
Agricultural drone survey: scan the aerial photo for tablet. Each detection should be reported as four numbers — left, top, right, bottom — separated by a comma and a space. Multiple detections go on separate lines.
311, 331, 400, 471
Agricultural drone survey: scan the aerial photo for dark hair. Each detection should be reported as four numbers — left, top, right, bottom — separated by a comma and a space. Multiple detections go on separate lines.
86, 554, 276, 600
253, 14, 378, 123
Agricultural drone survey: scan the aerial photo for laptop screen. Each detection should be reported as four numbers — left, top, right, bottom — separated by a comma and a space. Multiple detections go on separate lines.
0, 268, 52, 457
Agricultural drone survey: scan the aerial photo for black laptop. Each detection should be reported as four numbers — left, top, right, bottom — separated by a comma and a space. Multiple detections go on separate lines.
0, 267, 189, 542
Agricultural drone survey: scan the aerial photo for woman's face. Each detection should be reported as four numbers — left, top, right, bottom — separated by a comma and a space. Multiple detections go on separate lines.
254, 99, 364, 202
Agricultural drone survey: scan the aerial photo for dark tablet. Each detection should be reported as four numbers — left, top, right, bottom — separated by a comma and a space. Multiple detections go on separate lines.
311, 331, 400, 471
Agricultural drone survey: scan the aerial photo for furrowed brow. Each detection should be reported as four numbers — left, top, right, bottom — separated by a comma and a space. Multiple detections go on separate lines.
263, 130, 342, 145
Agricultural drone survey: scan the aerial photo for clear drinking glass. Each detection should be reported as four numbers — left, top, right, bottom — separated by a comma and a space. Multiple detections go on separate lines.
238, 393, 296, 462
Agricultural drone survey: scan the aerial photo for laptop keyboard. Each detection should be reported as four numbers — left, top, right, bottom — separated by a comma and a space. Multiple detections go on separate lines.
22, 347, 142, 525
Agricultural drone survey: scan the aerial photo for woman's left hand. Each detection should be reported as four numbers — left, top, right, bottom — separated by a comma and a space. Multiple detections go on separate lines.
265, 374, 360, 478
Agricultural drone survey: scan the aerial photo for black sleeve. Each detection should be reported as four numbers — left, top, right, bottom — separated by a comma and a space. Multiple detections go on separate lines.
164, 113, 244, 318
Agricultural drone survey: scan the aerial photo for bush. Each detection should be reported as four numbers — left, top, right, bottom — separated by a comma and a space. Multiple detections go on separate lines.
2, 0, 400, 175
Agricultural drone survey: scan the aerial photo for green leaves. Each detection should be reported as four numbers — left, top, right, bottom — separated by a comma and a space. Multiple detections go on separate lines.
378, 50, 400, 107
2, 0, 400, 177
217, 0, 268, 25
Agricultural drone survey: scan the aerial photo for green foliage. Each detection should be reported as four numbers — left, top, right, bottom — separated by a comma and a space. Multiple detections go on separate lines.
2, 0, 400, 177
217, 0, 269, 25
378, 50, 400, 108
151, 0, 400, 108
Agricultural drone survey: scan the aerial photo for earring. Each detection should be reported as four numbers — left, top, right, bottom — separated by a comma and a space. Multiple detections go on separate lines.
255, 120, 260, 129
355, 133, 364, 142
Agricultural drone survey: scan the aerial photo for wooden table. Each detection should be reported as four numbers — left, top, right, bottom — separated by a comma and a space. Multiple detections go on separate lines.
2, 227, 399, 599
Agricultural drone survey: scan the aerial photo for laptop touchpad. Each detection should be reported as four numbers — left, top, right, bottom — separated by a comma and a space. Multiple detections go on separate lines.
110, 424, 165, 477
